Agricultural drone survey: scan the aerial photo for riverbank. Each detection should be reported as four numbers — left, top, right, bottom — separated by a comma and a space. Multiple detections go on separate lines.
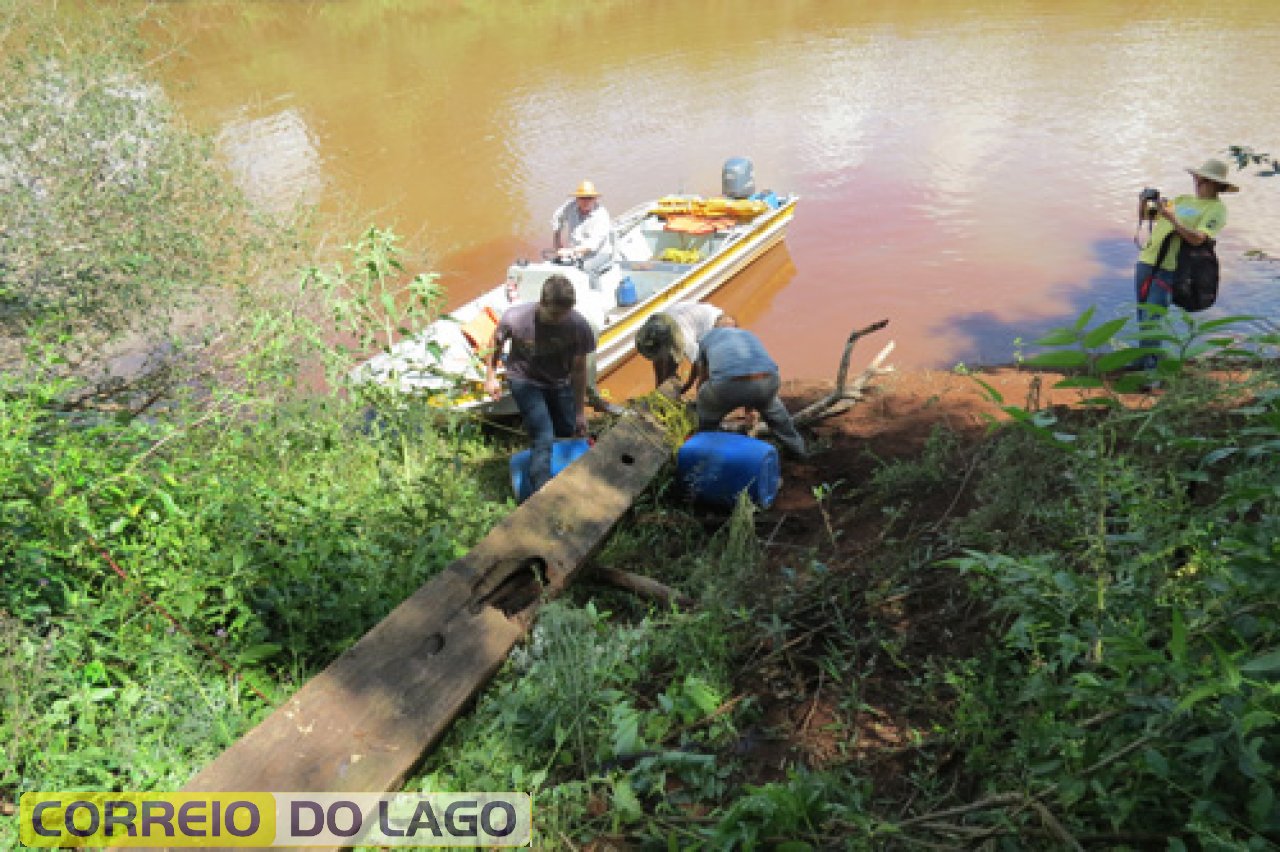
400, 355, 1280, 848
6, 351, 1279, 847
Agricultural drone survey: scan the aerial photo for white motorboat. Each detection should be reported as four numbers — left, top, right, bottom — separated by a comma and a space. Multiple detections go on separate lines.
353, 159, 798, 415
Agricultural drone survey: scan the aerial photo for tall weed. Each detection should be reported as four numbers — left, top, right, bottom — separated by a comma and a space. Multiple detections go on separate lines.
0, 1, 296, 397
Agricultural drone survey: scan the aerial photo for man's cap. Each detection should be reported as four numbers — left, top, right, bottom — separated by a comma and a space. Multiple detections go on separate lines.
572, 180, 600, 198
635, 314, 684, 363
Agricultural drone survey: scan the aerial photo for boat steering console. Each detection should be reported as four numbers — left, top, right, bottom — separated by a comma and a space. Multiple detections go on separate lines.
542, 248, 585, 268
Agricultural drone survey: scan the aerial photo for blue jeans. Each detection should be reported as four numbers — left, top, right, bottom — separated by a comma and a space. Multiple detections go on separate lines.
509, 377, 576, 494
582, 252, 612, 291
696, 372, 806, 458
1135, 262, 1173, 370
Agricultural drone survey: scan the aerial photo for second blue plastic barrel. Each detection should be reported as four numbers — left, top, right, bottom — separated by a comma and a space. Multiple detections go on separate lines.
677, 432, 780, 509
510, 438, 591, 503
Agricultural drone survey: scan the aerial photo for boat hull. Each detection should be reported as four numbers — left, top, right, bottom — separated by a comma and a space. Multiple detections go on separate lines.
352, 195, 798, 417
594, 200, 795, 376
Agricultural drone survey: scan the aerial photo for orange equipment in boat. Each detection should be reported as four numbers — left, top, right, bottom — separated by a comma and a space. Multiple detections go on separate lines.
459, 306, 501, 352
653, 196, 768, 220
663, 214, 737, 235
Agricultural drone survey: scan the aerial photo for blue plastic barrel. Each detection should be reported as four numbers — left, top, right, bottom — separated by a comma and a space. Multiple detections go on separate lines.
510, 438, 591, 502
677, 432, 780, 509
616, 276, 638, 307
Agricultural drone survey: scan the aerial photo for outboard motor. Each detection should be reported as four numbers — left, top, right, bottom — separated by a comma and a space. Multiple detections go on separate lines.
722, 156, 756, 199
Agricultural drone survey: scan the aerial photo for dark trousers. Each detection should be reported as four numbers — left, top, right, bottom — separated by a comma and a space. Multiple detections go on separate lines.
1135, 261, 1174, 370
509, 377, 576, 494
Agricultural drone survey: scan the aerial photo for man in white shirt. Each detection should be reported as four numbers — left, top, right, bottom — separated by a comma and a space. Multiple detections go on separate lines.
551, 180, 613, 289
635, 303, 727, 393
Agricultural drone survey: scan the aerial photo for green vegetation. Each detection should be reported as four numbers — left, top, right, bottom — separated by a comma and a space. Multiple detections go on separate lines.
0, 3, 292, 394
938, 317, 1280, 849
1228, 146, 1279, 178
3, 4, 1278, 851
1, 6, 509, 845
441, 312, 1278, 849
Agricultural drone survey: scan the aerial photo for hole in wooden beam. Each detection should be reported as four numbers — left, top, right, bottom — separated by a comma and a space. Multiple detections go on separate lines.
420, 633, 445, 655
470, 557, 548, 618
620, 453, 635, 465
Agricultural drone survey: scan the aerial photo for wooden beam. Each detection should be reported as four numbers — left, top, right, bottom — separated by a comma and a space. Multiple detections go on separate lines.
182, 414, 671, 806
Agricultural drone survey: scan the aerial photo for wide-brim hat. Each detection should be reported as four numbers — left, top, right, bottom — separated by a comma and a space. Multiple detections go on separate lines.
1187, 158, 1239, 192
635, 314, 684, 363
572, 180, 600, 198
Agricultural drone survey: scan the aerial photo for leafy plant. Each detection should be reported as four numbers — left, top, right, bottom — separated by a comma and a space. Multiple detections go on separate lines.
1012, 305, 1268, 409
707, 770, 873, 850
812, 480, 844, 550
0, 9, 507, 846
303, 225, 444, 369
936, 308, 1280, 847
1227, 145, 1279, 177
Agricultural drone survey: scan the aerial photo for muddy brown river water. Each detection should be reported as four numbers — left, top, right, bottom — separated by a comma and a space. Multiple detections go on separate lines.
142, 0, 1280, 400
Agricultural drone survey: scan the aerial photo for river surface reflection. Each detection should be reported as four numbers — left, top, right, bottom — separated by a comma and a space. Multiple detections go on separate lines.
141, 0, 1280, 392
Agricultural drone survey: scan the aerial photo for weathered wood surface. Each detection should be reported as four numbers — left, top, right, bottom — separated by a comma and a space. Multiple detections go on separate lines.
182, 414, 670, 804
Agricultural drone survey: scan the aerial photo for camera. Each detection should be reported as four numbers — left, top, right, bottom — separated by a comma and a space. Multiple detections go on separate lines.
1139, 187, 1163, 219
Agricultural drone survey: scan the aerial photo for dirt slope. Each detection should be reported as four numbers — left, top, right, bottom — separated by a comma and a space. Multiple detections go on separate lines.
773, 366, 1075, 539
734, 366, 1076, 794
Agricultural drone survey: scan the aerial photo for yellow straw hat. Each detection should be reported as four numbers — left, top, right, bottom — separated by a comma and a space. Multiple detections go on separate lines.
572, 180, 600, 198
1186, 159, 1239, 192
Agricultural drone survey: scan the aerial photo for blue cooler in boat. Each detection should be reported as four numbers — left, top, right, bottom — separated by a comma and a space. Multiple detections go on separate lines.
616, 276, 638, 307
750, 189, 781, 209
677, 432, 780, 509
510, 438, 591, 502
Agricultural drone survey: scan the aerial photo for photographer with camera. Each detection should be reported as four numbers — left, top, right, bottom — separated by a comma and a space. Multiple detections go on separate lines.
1133, 158, 1237, 371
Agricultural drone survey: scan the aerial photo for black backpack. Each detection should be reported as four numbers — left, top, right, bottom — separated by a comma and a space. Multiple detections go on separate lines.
1149, 231, 1219, 312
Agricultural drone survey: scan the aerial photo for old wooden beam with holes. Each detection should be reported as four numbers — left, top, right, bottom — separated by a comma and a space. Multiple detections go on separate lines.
181, 414, 670, 808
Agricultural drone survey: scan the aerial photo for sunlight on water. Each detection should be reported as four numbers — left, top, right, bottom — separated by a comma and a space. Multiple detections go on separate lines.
141, 0, 1280, 375
216, 106, 323, 213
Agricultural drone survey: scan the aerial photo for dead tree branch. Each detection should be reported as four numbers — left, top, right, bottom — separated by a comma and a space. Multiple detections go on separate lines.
791, 319, 893, 427
592, 566, 695, 609
740, 319, 893, 440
